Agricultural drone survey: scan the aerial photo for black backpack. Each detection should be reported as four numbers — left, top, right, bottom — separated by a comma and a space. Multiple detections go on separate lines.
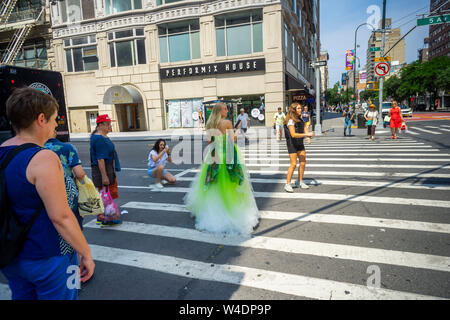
0, 143, 44, 269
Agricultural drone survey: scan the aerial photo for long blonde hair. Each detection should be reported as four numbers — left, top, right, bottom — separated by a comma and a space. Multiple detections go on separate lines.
206, 102, 226, 130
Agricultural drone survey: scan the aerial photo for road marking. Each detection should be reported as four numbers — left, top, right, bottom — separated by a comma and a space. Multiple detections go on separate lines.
188, 168, 450, 179
242, 152, 450, 157
121, 202, 450, 233
175, 176, 450, 191
409, 127, 442, 135
84, 220, 450, 273
241, 161, 450, 170
438, 128, 450, 132
88, 245, 444, 300
406, 129, 420, 135
118, 186, 450, 208
425, 126, 440, 129
174, 169, 192, 178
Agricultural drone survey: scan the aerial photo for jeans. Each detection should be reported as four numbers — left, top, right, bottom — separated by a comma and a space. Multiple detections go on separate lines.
344, 118, 352, 135
1, 253, 79, 300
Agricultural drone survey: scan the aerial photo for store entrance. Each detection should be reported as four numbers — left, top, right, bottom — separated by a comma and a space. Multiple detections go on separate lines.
116, 103, 145, 131
221, 95, 265, 127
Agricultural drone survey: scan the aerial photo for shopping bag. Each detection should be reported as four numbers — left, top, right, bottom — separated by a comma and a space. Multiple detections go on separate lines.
100, 187, 120, 218
384, 115, 391, 123
76, 176, 104, 217
401, 121, 407, 133
366, 119, 373, 126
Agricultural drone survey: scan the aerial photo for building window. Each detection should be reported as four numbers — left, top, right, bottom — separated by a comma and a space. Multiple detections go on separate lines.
108, 28, 146, 67
64, 35, 98, 72
158, 21, 200, 63
59, 0, 95, 22
156, 0, 183, 5
166, 98, 203, 128
14, 41, 48, 69
9, 0, 42, 23
105, 0, 142, 15
215, 10, 263, 56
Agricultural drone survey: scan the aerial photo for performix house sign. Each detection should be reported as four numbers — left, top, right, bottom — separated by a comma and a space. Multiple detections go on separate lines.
160, 58, 265, 79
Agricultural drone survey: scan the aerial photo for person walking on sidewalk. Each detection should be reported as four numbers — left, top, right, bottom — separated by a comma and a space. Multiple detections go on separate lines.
1, 87, 94, 300
148, 139, 176, 190
236, 108, 250, 143
302, 105, 311, 131
364, 104, 379, 141
389, 101, 403, 140
90, 114, 122, 226
343, 104, 354, 136
273, 107, 286, 141
284, 103, 315, 193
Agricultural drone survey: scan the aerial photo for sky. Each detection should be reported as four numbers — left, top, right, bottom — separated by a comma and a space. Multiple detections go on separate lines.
320, 0, 430, 87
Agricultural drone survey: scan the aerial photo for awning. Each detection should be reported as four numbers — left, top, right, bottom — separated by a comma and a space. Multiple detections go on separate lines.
103, 85, 143, 104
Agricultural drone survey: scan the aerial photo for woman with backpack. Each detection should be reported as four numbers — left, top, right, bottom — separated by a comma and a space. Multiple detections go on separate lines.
0, 87, 94, 300
284, 102, 315, 193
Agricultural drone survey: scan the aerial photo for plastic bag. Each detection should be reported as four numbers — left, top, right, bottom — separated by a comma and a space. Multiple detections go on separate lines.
401, 121, 408, 133
76, 176, 104, 217
384, 115, 391, 123
100, 187, 120, 218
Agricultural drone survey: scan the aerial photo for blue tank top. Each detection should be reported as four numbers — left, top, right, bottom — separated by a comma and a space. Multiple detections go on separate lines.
0, 145, 74, 260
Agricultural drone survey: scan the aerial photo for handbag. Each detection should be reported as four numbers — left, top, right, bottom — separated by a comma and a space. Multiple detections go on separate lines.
366, 119, 373, 126
76, 176, 104, 217
100, 187, 120, 218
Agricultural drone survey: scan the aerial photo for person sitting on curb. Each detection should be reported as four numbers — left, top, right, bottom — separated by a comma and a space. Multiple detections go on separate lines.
148, 139, 176, 190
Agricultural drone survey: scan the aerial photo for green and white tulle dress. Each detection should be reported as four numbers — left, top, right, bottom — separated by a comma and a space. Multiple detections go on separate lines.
184, 134, 260, 236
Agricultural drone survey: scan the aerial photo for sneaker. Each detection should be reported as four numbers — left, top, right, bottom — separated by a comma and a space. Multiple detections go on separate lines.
101, 219, 123, 227
150, 182, 164, 190
292, 181, 300, 188
284, 184, 294, 193
299, 182, 310, 189
161, 180, 168, 185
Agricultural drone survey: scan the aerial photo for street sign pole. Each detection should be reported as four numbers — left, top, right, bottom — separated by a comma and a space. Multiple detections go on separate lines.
314, 59, 322, 136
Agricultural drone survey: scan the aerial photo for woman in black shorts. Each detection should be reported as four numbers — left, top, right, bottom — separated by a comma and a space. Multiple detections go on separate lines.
284, 103, 314, 193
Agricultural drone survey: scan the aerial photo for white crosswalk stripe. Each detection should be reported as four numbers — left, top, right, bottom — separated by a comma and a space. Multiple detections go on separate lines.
409, 127, 442, 135
3, 136, 449, 300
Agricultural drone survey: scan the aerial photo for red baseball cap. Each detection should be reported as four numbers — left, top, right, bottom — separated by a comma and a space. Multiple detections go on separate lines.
96, 114, 116, 124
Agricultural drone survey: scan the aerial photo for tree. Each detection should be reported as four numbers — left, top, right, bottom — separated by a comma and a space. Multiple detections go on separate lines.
384, 75, 403, 102
360, 90, 377, 102
436, 65, 450, 93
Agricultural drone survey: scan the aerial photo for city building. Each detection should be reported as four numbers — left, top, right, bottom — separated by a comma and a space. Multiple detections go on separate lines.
0, 0, 54, 70
418, 37, 429, 63
43, 0, 320, 133
428, 0, 450, 60
365, 18, 405, 82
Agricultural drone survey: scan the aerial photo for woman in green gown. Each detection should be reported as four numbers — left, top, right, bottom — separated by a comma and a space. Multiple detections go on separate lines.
184, 102, 260, 236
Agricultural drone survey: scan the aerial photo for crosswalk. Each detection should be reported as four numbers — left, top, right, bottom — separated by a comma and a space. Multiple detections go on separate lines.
1, 135, 449, 300
406, 124, 450, 135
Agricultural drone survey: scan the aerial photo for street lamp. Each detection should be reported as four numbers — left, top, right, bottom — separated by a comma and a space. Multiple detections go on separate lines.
354, 23, 375, 110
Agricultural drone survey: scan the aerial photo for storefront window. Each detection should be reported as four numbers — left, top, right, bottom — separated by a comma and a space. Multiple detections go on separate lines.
158, 21, 200, 63
215, 10, 263, 57
105, 0, 142, 15
221, 95, 266, 127
108, 28, 146, 67
166, 98, 203, 128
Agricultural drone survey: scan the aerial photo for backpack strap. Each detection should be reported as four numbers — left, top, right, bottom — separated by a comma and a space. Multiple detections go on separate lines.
0, 143, 41, 170
1, 143, 44, 224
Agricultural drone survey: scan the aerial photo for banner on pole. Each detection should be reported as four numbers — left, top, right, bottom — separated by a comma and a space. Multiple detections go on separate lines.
345, 50, 354, 71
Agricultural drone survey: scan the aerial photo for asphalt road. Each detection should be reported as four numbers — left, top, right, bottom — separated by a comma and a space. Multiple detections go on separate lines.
1, 119, 449, 300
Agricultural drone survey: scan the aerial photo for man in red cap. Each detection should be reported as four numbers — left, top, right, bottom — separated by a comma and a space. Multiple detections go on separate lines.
90, 114, 122, 227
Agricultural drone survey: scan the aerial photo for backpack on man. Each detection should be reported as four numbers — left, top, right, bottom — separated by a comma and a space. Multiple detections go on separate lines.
0, 143, 44, 268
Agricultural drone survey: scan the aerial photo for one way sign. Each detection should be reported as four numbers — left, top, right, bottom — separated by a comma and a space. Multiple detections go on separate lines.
375, 62, 390, 77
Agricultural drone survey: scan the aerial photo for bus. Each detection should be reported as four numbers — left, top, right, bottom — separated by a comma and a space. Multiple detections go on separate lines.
0, 65, 69, 143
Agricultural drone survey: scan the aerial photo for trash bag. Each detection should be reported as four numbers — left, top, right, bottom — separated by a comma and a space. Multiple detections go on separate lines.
100, 187, 120, 218
76, 176, 104, 217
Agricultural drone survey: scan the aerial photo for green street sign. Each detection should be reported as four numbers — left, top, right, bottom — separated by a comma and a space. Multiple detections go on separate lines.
417, 14, 450, 26
369, 47, 381, 52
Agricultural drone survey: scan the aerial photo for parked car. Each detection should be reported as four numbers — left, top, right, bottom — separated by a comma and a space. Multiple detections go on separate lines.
400, 104, 413, 117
